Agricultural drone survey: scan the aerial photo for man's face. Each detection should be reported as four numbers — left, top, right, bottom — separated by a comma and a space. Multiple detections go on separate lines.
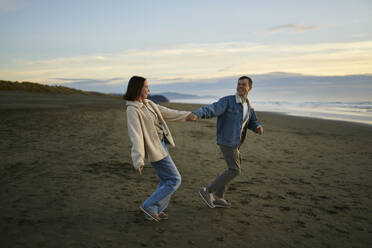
237, 78, 252, 97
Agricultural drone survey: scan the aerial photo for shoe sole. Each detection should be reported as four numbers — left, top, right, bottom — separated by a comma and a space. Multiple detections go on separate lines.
139, 206, 160, 222
198, 191, 215, 208
159, 216, 168, 220
214, 204, 231, 208
144, 215, 153, 221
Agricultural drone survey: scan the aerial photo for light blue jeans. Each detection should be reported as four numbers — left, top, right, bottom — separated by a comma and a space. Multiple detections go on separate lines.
142, 139, 182, 214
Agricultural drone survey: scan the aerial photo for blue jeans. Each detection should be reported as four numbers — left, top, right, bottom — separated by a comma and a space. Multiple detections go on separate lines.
142, 139, 181, 214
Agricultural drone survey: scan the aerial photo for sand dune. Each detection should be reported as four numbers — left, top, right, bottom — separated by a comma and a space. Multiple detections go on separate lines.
0, 92, 371, 247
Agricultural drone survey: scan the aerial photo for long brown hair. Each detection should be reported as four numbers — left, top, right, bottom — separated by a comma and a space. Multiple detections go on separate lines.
123, 76, 146, 101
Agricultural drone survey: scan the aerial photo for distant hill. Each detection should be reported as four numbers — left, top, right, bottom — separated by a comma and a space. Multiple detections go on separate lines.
159, 92, 216, 100
112, 92, 212, 102
0, 80, 119, 98
147, 94, 169, 103
109, 93, 169, 103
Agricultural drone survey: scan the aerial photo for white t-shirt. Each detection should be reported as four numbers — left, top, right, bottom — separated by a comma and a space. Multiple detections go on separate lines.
243, 101, 249, 122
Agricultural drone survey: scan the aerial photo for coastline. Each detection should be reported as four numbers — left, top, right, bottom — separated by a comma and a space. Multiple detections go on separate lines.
258, 110, 372, 129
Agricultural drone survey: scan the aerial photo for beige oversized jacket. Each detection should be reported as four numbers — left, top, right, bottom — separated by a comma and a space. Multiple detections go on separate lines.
126, 99, 190, 169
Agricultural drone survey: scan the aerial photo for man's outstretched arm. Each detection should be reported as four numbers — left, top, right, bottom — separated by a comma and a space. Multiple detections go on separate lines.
193, 96, 228, 119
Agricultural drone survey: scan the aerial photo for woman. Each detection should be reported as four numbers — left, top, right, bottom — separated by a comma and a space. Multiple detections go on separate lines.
124, 75, 191, 222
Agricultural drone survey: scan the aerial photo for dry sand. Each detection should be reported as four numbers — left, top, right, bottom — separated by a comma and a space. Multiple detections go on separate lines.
1, 91, 372, 248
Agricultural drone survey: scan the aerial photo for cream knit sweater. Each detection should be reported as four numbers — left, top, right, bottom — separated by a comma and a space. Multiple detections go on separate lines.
126, 99, 190, 169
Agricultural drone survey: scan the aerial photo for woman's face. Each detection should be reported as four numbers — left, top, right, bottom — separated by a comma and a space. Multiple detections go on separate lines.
138, 80, 149, 102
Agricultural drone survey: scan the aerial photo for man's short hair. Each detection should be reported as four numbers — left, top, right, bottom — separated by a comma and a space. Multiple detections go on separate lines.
238, 76, 253, 85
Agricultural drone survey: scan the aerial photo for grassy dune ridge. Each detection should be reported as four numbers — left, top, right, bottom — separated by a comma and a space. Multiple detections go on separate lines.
0, 80, 119, 98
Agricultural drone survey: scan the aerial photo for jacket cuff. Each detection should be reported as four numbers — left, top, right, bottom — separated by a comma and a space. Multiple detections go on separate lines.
193, 110, 202, 118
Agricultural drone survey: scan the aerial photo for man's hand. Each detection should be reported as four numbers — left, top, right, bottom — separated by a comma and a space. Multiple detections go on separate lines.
137, 165, 144, 175
186, 113, 198, 121
257, 126, 264, 135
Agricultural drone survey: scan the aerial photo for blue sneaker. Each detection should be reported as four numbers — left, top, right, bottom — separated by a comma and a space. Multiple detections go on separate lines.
198, 187, 215, 208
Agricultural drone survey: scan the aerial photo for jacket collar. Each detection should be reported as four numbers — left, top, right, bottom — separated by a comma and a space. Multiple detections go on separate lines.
235, 92, 253, 108
126, 99, 151, 108
126, 100, 143, 108
235, 92, 248, 104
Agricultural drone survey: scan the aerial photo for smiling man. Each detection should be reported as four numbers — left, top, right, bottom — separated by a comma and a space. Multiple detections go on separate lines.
187, 76, 263, 208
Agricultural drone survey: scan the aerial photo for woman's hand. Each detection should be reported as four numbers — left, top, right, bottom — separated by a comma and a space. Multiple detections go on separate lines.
186, 113, 198, 121
137, 165, 144, 175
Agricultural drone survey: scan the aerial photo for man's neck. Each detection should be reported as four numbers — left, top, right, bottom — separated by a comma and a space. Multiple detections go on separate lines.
238, 93, 248, 102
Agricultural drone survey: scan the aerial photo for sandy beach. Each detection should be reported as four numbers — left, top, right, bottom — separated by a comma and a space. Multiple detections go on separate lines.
1, 91, 371, 248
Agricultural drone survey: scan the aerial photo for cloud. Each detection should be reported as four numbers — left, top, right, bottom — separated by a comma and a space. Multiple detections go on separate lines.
1, 40, 372, 85
352, 33, 372, 38
0, 0, 29, 12
268, 24, 324, 34
51, 77, 125, 85
351, 18, 362, 23
218, 66, 233, 72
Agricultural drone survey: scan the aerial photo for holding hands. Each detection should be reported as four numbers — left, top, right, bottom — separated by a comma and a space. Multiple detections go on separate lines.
186, 113, 198, 121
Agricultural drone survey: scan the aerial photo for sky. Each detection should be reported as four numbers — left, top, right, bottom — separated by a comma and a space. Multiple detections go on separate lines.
0, 0, 372, 89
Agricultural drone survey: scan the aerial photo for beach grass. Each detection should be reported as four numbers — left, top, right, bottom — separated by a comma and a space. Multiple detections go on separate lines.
0, 80, 119, 98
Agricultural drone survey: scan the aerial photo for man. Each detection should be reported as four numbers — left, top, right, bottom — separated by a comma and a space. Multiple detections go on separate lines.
187, 76, 263, 208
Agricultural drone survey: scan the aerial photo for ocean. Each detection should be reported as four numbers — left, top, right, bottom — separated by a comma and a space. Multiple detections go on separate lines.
171, 98, 372, 126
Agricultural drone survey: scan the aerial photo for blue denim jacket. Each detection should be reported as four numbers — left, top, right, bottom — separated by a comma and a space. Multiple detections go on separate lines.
193, 94, 261, 148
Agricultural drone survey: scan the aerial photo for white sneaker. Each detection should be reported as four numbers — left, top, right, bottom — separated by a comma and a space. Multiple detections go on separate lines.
213, 198, 231, 208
